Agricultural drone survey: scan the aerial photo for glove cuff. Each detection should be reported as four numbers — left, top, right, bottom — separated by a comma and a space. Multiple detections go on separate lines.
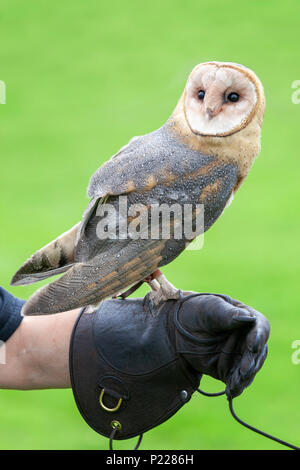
0, 287, 24, 342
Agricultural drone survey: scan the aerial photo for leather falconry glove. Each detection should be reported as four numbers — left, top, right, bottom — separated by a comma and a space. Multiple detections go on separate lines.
175, 292, 270, 399
69, 292, 270, 446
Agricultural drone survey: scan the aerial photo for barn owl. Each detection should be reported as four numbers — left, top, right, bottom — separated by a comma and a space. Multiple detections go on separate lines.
11, 61, 265, 315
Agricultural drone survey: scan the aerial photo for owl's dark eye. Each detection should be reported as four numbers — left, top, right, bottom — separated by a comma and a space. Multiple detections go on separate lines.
197, 90, 205, 100
227, 92, 239, 102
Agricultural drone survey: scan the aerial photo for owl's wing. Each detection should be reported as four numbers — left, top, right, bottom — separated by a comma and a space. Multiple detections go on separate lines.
85, 127, 210, 200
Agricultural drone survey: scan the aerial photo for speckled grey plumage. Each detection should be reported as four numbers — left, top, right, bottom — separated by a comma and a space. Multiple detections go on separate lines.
13, 123, 238, 315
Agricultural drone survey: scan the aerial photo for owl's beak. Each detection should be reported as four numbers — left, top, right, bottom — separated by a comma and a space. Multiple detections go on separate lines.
206, 105, 222, 118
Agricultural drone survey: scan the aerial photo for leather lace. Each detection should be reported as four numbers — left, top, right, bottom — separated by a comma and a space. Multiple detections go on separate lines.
174, 291, 299, 450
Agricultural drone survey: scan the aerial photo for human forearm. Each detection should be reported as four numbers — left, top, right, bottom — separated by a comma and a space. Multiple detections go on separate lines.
0, 307, 80, 390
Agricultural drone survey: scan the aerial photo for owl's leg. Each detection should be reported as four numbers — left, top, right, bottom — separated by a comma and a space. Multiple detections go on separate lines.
145, 269, 180, 306
112, 269, 180, 305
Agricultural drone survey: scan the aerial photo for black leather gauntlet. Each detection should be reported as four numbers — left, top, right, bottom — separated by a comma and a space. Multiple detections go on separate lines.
69, 292, 270, 443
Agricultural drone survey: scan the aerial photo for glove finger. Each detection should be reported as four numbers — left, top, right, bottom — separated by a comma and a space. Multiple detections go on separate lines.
236, 330, 268, 380
183, 295, 256, 333
226, 359, 255, 398
224, 299, 270, 350
231, 311, 256, 326
217, 331, 242, 382
253, 344, 268, 374
226, 367, 248, 398
244, 309, 270, 354
226, 343, 268, 398
239, 349, 256, 379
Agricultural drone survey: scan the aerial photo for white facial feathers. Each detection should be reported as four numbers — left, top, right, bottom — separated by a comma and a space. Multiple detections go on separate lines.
184, 62, 260, 137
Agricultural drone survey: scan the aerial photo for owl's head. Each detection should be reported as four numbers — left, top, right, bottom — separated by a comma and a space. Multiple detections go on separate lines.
183, 61, 265, 137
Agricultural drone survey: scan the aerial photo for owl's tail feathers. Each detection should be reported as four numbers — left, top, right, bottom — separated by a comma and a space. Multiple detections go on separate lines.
21, 259, 146, 316
21, 262, 104, 315
21, 242, 164, 315
10, 222, 80, 287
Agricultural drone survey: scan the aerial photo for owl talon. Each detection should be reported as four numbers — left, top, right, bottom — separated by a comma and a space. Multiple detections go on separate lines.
147, 271, 180, 307
147, 287, 181, 306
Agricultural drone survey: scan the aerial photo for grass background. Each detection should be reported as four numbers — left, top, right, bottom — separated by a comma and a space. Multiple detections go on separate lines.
0, 0, 300, 450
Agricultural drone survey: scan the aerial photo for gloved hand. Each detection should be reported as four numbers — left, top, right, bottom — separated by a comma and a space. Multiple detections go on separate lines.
70, 291, 270, 443
175, 292, 270, 399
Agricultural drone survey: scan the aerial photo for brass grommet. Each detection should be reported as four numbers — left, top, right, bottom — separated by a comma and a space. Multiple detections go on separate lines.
99, 388, 123, 413
111, 420, 122, 431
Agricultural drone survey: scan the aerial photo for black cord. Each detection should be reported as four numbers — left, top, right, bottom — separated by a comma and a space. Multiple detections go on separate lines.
197, 388, 299, 450
109, 426, 119, 450
197, 388, 225, 397
109, 427, 143, 451
228, 397, 300, 451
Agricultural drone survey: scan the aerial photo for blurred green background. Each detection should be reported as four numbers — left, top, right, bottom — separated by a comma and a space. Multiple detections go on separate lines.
0, 0, 300, 450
